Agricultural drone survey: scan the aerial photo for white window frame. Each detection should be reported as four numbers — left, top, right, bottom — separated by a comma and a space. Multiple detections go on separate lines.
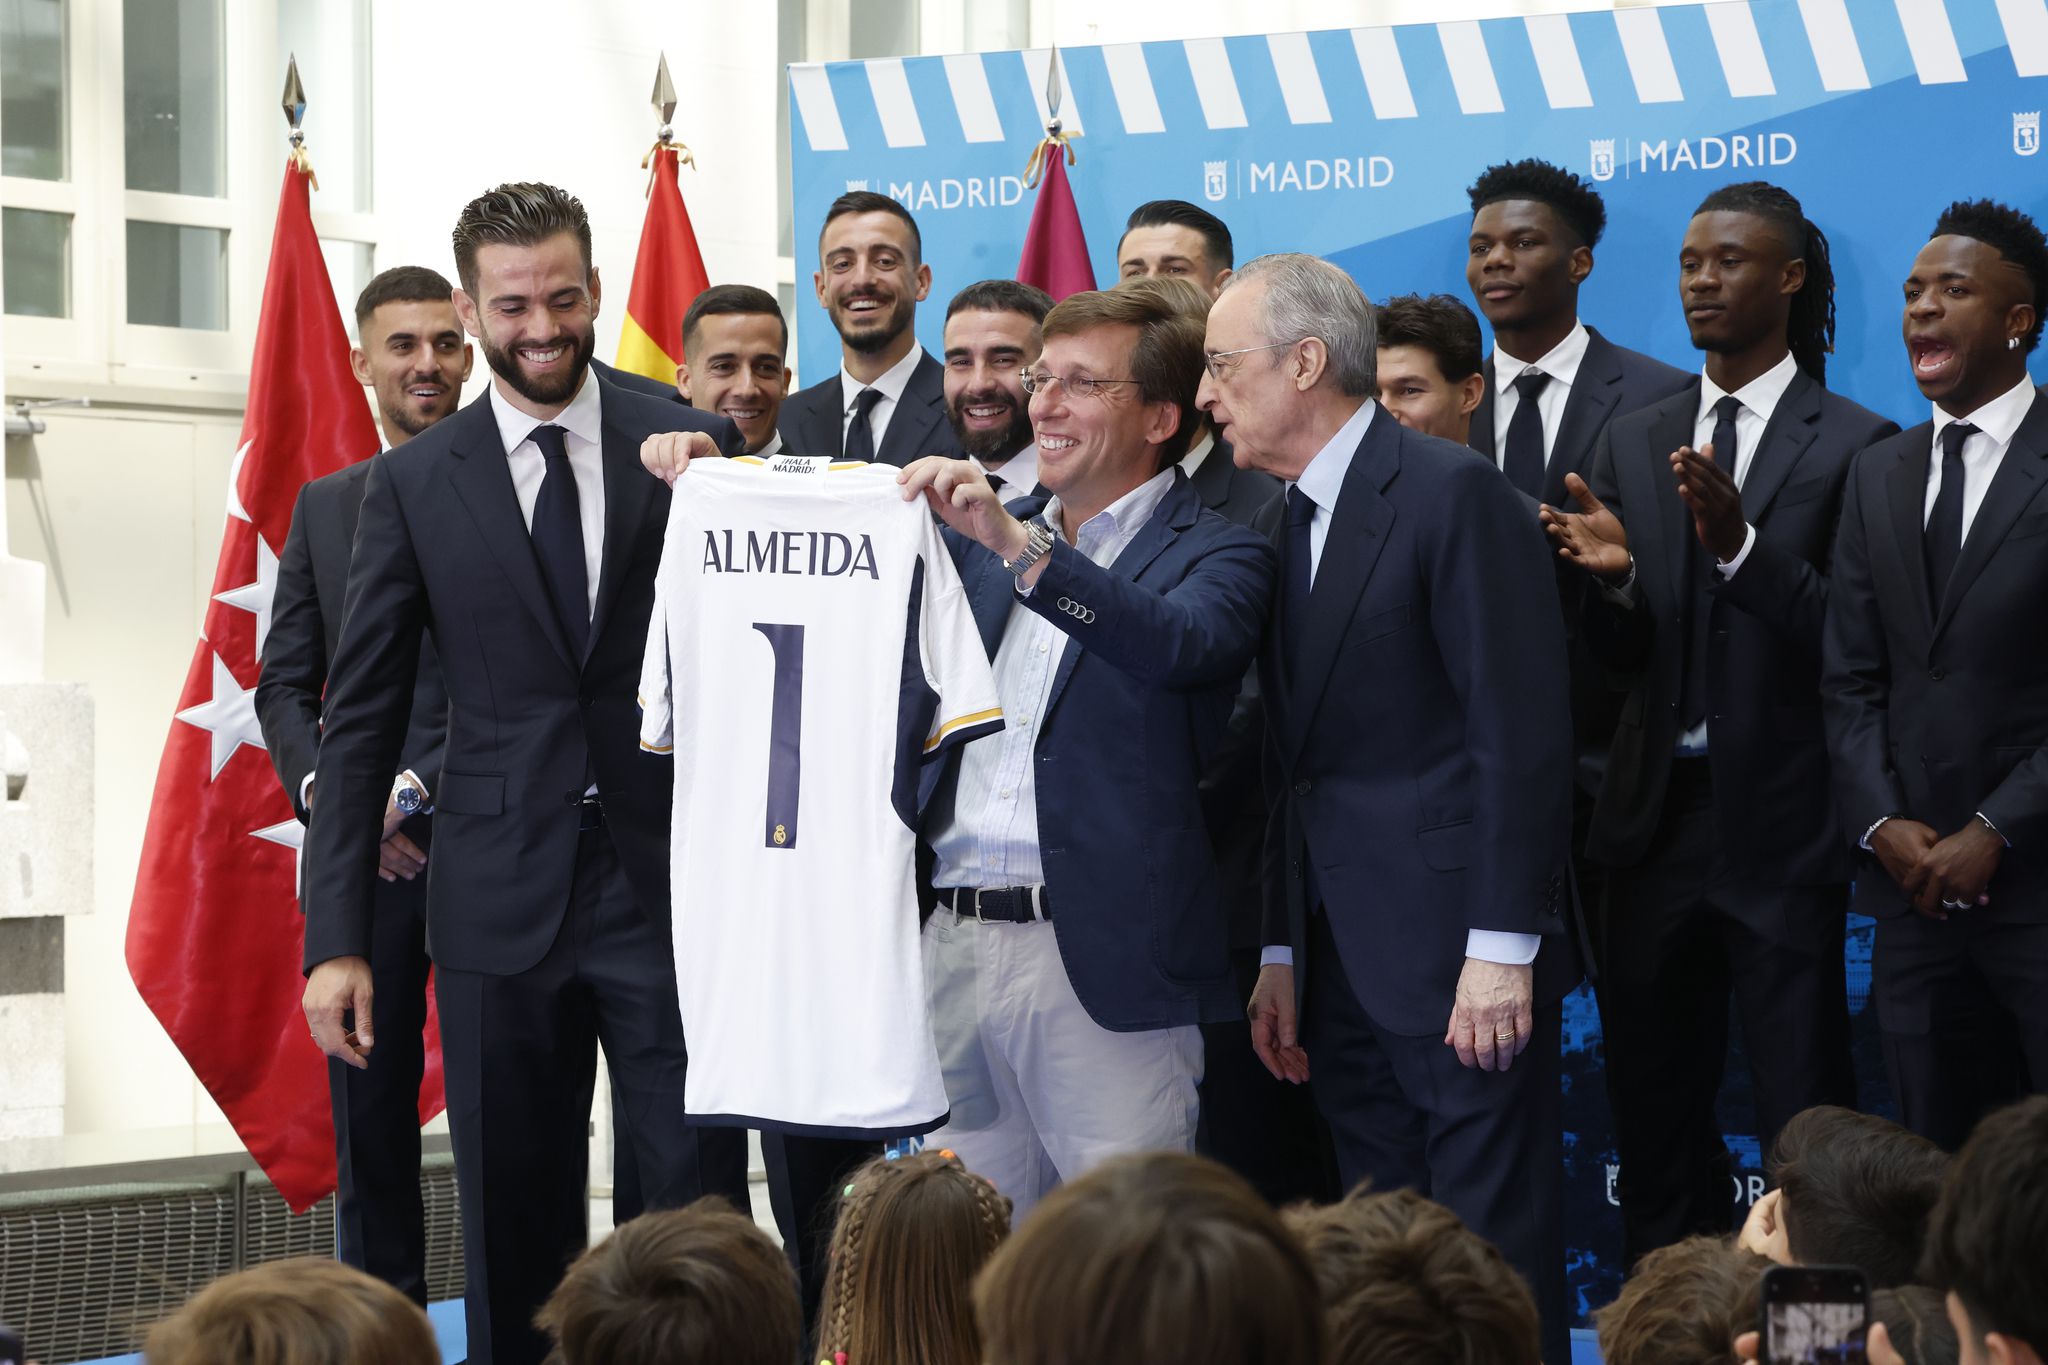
3, 0, 384, 406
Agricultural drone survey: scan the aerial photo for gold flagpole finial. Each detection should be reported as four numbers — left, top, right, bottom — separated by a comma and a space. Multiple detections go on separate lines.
1024, 47, 1076, 187
281, 55, 318, 187
641, 52, 696, 187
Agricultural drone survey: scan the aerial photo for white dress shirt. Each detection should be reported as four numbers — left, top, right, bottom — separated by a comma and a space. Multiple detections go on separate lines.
1489, 321, 1590, 472
1925, 375, 2038, 539
756, 430, 785, 457
1673, 352, 1800, 755
1262, 399, 1539, 969
929, 468, 1179, 890
978, 439, 1041, 497
839, 345, 925, 456
1179, 429, 1217, 481
490, 374, 606, 619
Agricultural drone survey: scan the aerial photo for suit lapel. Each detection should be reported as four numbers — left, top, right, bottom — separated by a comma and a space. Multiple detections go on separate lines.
790, 379, 845, 459
1544, 331, 1624, 506
1935, 394, 2048, 636
1042, 477, 1199, 722
1883, 424, 1938, 633
877, 351, 947, 464
443, 395, 577, 672
1188, 438, 1230, 510
1740, 369, 1820, 521
1468, 360, 1497, 461
1285, 419, 1398, 754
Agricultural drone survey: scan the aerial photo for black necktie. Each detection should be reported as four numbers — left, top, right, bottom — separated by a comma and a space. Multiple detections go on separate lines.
1709, 394, 1741, 473
844, 386, 884, 464
1283, 485, 1316, 677
528, 423, 590, 661
1502, 369, 1550, 498
987, 471, 1008, 498
1925, 422, 1976, 606
1679, 397, 1744, 732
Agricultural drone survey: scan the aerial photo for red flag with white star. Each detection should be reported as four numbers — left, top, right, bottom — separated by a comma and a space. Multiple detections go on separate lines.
125, 161, 446, 1212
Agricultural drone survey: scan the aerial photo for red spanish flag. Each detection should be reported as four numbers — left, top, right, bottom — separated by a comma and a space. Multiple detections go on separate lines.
616, 147, 710, 384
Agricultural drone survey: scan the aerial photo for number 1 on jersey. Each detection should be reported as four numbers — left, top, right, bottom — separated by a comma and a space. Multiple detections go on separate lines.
753, 623, 804, 849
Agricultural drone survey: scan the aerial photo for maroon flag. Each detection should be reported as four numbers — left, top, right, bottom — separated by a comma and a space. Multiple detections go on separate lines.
1017, 135, 1095, 300
125, 160, 447, 1212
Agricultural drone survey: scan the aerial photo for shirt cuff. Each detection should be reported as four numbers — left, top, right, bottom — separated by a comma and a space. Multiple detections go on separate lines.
1465, 929, 1541, 965
1597, 556, 1637, 605
298, 770, 316, 816
1860, 814, 1894, 851
400, 768, 426, 803
1260, 946, 1295, 969
1976, 811, 2011, 847
1715, 523, 1758, 577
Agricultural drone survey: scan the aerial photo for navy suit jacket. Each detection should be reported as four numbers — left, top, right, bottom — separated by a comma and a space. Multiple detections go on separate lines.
301, 373, 742, 974
1583, 370, 1898, 886
258, 457, 449, 828
922, 471, 1276, 1031
590, 356, 679, 401
1470, 327, 1693, 786
1263, 408, 1577, 1035
1823, 389, 2048, 922
779, 350, 955, 465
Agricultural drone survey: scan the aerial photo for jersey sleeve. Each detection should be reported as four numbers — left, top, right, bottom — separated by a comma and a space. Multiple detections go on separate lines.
916, 512, 1003, 758
637, 566, 676, 754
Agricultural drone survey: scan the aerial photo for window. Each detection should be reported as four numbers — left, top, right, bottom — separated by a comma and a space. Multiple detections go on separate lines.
123, 0, 225, 199
4, 206, 72, 317
1, 0, 68, 181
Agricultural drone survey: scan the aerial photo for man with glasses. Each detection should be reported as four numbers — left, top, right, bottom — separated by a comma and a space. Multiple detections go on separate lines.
1203, 254, 1576, 1362
895, 286, 1275, 1218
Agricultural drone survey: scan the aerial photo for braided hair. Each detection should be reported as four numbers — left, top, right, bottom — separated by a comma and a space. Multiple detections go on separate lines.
817, 1150, 1013, 1365
1694, 181, 1837, 384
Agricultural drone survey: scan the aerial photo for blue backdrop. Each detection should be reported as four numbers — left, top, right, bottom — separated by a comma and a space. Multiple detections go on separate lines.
789, 0, 2047, 1320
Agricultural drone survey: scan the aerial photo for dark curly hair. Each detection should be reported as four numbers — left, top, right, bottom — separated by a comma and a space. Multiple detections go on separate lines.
1932, 198, 2048, 353
1467, 158, 1607, 249
1695, 181, 1838, 384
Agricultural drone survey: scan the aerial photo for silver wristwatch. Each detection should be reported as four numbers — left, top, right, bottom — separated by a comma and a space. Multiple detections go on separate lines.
1004, 517, 1056, 578
393, 775, 429, 818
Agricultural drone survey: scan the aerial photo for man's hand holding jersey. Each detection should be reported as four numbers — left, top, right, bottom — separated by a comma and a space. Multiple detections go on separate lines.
897, 457, 1050, 589
639, 430, 726, 486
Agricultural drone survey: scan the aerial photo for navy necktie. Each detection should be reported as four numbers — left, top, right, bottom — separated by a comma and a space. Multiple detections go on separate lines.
528, 423, 590, 661
844, 386, 884, 464
1283, 485, 1316, 677
1680, 396, 1745, 731
1925, 422, 1977, 607
1502, 369, 1551, 498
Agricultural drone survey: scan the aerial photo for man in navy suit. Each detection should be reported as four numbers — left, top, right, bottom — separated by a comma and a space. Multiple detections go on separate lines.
257, 265, 469, 1305
1465, 159, 1692, 825
942, 278, 1053, 496
896, 286, 1274, 1219
300, 183, 749, 1365
778, 191, 955, 465
1824, 200, 2048, 1150
1543, 183, 1898, 1264
1209, 254, 1576, 1363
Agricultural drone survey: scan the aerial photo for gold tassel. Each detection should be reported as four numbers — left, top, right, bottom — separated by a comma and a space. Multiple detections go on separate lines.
287, 137, 320, 192
1021, 129, 1077, 190
640, 139, 698, 197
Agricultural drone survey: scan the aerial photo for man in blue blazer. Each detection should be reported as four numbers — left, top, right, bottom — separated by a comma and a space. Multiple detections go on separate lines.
301, 184, 749, 1365
1545, 183, 1898, 1265
899, 286, 1274, 1219
1209, 254, 1576, 1363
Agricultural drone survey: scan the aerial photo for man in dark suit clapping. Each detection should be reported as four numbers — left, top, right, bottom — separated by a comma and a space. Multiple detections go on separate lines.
300, 183, 749, 1365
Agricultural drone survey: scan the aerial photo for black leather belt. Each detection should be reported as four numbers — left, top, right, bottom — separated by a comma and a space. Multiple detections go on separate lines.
933, 886, 1051, 923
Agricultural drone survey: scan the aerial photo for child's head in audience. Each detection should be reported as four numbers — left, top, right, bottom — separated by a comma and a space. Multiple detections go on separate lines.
143, 1258, 438, 1365
816, 1149, 1012, 1365
537, 1198, 800, 1365
974, 1151, 1324, 1365
1594, 1234, 1771, 1365
1284, 1183, 1540, 1365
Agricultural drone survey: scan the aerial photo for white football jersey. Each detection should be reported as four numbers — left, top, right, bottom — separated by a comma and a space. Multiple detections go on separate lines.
638, 454, 1002, 1137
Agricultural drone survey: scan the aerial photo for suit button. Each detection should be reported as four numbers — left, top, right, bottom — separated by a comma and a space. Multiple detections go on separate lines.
1929, 668, 1946, 682
1293, 779, 1312, 796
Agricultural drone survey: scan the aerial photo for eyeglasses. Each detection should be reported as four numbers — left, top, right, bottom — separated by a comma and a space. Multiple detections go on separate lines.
1202, 339, 1300, 380
1018, 369, 1140, 400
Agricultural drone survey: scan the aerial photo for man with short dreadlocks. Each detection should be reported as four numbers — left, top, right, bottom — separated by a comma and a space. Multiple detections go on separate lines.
1542, 180, 1899, 1267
